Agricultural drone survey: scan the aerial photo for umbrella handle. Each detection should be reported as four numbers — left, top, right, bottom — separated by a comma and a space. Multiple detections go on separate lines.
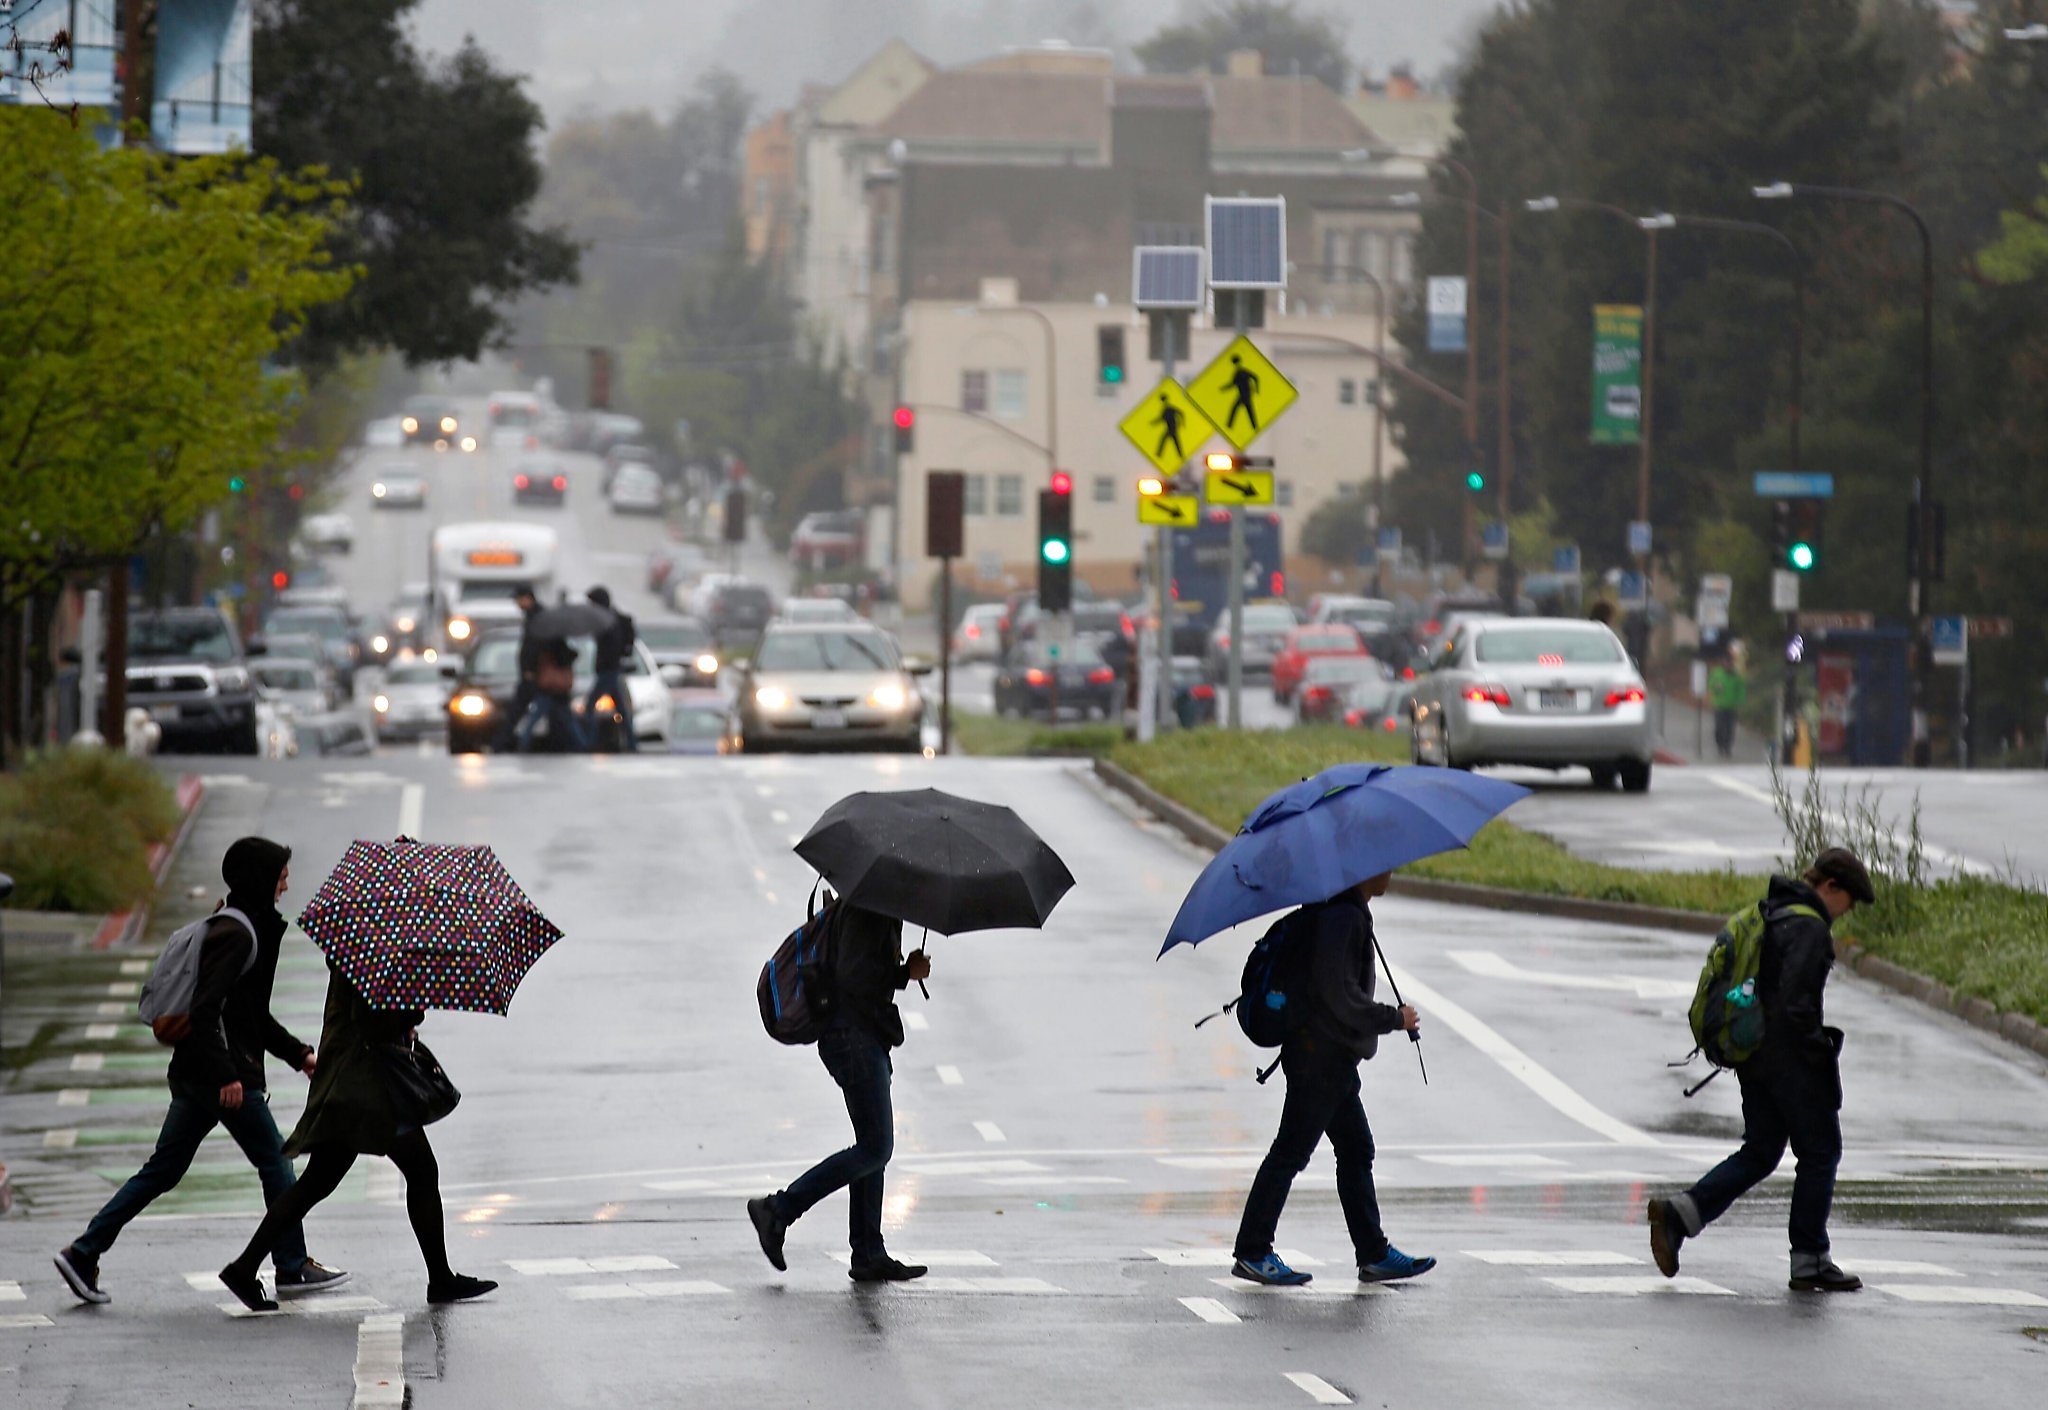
1370, 930, 1428, 1083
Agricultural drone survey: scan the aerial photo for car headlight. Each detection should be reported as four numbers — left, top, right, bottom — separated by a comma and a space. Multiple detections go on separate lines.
401, 416, 419, 433
370, 634, 390, 654
754, 685, 790, 710
439, 415, 458, 434
868, 682, 908, 712
372, 694, 391, 713
459, 436, 477, 453
373, 482, 388, 498
215, 667, 250, 693
447, 618, 472, 641
451, 694, 490, 718
395, 616, 416, 633
695, 653, 719, 675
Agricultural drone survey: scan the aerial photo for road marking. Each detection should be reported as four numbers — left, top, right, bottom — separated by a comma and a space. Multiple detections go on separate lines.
57, 1089, 89, 1106
1700, 774, 1992, 876
1415, 1152, 1568, 1168
1179, 1296, 1241, 1324
42, 1129, 77, 1150
1215, 1278, 1386, 1298
563, 1285, 641, 1301
974, 1121, 1007, 1143
1446, 950, 1694, 1001
0, 1315, 55, 1329
0, 1283, 23, 1302
1384, 962, 1662, 1148
979, 1175, 1129, 1187
1872, 1284, 2048, 1307
222, 1294, 388, 1318
70, 1053, 105, 1072
829, 1250, 998, 1268
96, 1002, 125, 1016
507, 1255, 677, 1276
1463, 1250, 1641, 1267
771, 809, 789, 823
396, 783, 424, 839
903, 1012, 930, 1031
907, 1277, 1065, 1294
1157, 1155, 1262, 1170
1545, 1275, 1735, 1296
1150, 1248, 1326, 1268
1840, 1260, 1960, 1277
106, 981, 138, 997
894, 1159, 1050, 1177
935, 1065, 964, 1086
364, 1158, 404, 1204
84, 1023, 119, 1040
1284, 1372, 1353, 1405
351, 1312, 406, 1410
118, 960, 150, 975
755, 786, 774, 797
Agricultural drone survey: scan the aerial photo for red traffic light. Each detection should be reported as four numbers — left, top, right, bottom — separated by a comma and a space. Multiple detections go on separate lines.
1049, 470, 1073, 496
893, 406, 916, 430
271, 570, 290, 590
287, 483, 305, 501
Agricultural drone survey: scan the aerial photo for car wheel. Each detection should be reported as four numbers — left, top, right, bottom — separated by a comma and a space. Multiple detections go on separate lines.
1439, 721, 1469, 770
1587, 765, 1618, 791
1619, 759, 1653, 793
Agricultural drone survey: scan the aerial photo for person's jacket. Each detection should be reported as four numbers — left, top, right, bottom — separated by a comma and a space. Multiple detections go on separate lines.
1300, 892, 1404, 1061
285, 968, 426, 1157
165, 916, 258, 1093
516, 601, 544, 681
1756, 873, 1837, 1061
831, 904, 911, 1049
593, 610, 635, 673
165, 905, 312, 1095
220, 903, 311, 1092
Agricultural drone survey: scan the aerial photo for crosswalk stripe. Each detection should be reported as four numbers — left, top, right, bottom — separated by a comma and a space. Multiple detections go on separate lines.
1462, 1250, 1640, 1266
1284, 1371, 1352, 1405
0, 1314, 55, 1329
1872, 1285, 2048, 1307
1544, 1275, 1735, 1296
1212, 1278, 1385, 1298
1178, 1296, 1241, 1324
1149, 1248, 1326, 1268
828, 1250, 997, 1268
906, 1277, 1064, 1294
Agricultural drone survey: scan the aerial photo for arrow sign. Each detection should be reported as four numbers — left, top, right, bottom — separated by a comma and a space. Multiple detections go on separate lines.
1203, 469, 1274, 506
1138, 493, 1199, 526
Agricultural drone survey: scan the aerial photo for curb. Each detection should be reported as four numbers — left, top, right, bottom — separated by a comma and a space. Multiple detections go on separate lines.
1092, 756, 2048, 1062
92, 773, 206, 951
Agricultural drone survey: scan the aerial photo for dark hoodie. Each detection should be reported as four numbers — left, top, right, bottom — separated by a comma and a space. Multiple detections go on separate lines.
1299, 891, 1405, 1061
1756, 873, 1837, 1061
166, 837, 312, 1095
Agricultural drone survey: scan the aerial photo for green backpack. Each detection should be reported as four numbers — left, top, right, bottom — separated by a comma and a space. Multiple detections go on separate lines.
1681, 899, 1823, 1094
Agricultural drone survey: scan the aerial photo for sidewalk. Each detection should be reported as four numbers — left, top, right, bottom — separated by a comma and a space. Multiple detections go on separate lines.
1651, 690, 1769, 765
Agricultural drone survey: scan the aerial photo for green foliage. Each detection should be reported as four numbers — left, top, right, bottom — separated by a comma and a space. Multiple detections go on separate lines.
952, 715, 1123, 758
1109, 726, 1408, 832
1135, 2, 1352, 92
1298, 493, 1372, 564
0, 108, 356, 603
0, 750, 182, 914
254, 0, 579, 367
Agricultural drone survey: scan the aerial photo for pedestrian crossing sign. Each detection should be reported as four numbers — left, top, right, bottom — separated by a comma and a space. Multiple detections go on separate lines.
1137, 493, 1200, 526
1187, 335, 1296, 451
1119, 378, 1217, 476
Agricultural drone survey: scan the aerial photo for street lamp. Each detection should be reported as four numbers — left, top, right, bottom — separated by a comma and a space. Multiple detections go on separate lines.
1753, 179, 1937, 765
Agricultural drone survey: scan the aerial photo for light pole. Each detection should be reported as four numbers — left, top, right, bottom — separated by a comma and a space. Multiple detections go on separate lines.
1525, 194, 1661, 662
1298, 261, 1390, 590
1754, 180, 1936, 766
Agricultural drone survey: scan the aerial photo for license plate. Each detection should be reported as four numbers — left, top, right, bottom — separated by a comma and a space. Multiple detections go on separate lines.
1539, 689, 1576, 711
812, 709, 847, 730
149, 704, 180, 723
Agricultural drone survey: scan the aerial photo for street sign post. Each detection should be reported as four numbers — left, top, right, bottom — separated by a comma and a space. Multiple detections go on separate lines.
1553, 544, 1581, 575
1202, 468, 1274, 506
1753, 471, 1836, 499
1931, 614, 1968, 667
1426, 276, 1468, 353
1482, 522, 1509, 561
1619, 571, 1648, 608
1771, 569, 1800, 613
1138, 494, 1199, 527
1187, 335, 1297, 451
1627, 520, 1652, 557
1118, 378, 1216, 476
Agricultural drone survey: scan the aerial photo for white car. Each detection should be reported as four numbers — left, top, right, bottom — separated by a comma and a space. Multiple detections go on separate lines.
370, 467, 428, 509
251, 657, 333, 718
300, 512, 355, 554
734, 624, 924, 754
608, 463, 664, 515
778, 597, 859, 625
952, 603, 1006, 662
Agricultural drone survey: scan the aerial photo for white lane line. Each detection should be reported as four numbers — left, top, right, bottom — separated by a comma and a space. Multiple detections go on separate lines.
1284, 1372, 1353, 1405
1384, 962, 1662, 1148
1463, 1250, 1640, 1267
0, 1314, 55, 1329
57, 1089, 89, 1107
118, 960, 150, 975
95, 1002, 125, 1016
979, 1175, 1129, 1187
396, 783, 425, 839
70, 1053, 106, 1072
416, 739, 433, 758
351, 1312, 406, 1409
1545, 1275, 1735, 1296
771, 809, 790, 823
42, 1129, 77, 1150
0, 1282, 24, 1302
1700, 773, 1992, 876
829, 1250, 998, 1268
1872, 1285, 2048, 1307
903, 1012, 930, 1031
935, 1065, 964, 1086
973, 1121, 1007, 1143
1415, 1152, 1567, 1168
84, 1023, 119, 1040
1840, 1260, 1960, 1277
894, 1159, 1050, 1177
755, 786, 774, 798
106, 981, 138, 997
1150, 1249, 1326, 1268
1157, 1155, 1261, 1170
564, 1285, 643, 1301
906, 1277, 1064, 1294
506, 1255, 677, 1276
1179, 1296, 1241, 1324
629, 1280, 729, 1296
1447, 950, 1694, 1001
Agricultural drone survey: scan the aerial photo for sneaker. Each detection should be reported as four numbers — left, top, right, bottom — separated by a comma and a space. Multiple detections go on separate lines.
1231, 1253, 1312, 1287
747, 1196, 788, 1272
426, 1273, 499, 1304
1358, 1247, 1436, 1282
218, 1265, 277, 1313
1648, 1197, 1687, 1278
54, 1246, 110, 1306
848, 1256, 928, 1283
1789, 1257, 1862, 1293
275, 1259, 351, 1297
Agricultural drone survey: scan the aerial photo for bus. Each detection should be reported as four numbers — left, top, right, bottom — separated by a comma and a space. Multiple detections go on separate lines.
430, 522, 558, 650
1169, 509, 1286, 631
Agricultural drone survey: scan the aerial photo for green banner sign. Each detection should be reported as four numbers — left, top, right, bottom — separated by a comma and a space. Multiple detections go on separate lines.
1590, 304, 1643, 446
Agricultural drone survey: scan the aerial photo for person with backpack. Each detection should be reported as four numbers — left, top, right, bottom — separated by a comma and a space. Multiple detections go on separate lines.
585, 585, 636, 750
748, 900, 932, 1283
1649, 846, 1875, 1292
54, 838, 348, 1305
514, 638, 588, 753
1230, 870, 1431, 1288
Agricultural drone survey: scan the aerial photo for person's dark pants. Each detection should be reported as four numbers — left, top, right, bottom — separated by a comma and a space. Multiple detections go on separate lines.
498, 680, 537, 751
1683, 1051, 1841, 1254
515, 693, 588, 753
228, 1131, 450, 1282
1713, 708, 1738, 758
773, 1024, 894, 1265
1234, 1040, 1388, 1267
75, 1081, 306, 1274
586, 670, 636, 751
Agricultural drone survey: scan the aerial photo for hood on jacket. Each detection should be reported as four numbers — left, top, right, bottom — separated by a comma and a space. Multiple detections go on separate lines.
223, 836, 292, 912
1765, 872, 1832, 927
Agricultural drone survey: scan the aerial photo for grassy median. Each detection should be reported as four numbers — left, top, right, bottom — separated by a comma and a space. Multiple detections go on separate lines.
0, 749, 182, 914
951, 713, 1123, 758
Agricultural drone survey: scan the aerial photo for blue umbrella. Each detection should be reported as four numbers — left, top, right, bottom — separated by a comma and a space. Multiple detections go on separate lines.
1161, 763, 1530, 955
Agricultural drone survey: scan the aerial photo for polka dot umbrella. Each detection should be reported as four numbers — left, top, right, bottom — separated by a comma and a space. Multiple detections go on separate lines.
298, 839, 563, 1014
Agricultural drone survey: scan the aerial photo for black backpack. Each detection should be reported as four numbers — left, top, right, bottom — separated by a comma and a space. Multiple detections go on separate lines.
758, 888, 842, 1045
1195, 908, 1314, 1083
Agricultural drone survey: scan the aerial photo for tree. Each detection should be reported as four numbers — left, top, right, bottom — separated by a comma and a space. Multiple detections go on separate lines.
1135, 1, 1351, 90
253, 0, 578, 367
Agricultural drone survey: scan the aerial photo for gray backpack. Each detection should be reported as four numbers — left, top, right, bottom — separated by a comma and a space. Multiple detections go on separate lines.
137, 908, 258, 1046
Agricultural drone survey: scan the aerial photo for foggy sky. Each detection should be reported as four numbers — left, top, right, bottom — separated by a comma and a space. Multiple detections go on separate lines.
409, 0, 1501, 123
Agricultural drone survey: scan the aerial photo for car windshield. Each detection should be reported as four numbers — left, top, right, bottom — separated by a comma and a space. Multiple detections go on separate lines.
1072, 607, 1126, 633
1242, 605, 1298, 629
670, 704, 727, 739
1476, 628, 1625, 664
616, 466, 659, 488
1295, 628, 1361, 651
718, 586, 773, 613
1330, 602, 1395, 625
133, 614, 236, 661
755, 630, 899, 672
1029, 639, 1106, 668
385, 662, 445, 685
639, 621, 710, 650
267, 609, 349, 641
492, 404, 537, 427
460, 581, 526, 602
255, 663, 318, 690
784, 600, 853, 622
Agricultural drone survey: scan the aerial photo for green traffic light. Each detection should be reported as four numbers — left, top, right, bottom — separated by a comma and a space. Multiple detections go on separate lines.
1788, 542, 1816, 572
1103, 366, 1123, 383
1465, 471, 1485, 491
1041, 540, 1071, 565
229, 476, 247, 493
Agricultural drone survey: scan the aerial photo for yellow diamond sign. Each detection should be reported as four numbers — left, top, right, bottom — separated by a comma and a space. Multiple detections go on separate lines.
1118, 378, 1217, 476
1187, 334, 1297, 450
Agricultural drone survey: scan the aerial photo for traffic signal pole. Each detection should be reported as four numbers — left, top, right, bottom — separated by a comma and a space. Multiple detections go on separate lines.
1226, 301, 1248, 730
1153, 347, 1178, 740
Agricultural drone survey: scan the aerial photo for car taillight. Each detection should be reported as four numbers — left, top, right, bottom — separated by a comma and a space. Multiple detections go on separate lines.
514, 474, 529, 489
1025, 668, 1049, 686
1344, 709, 1363, 727
1216, 635, 1230, 649
1604, 685, 1647, 707
1401, 666, 1416, 680
965, 624, 980, 638
1305, 686, 1332, 703
1191, 684, 1214, 700
1464, 683, 1511, 707
1120, 613, 1134, 638
1086, 667, 1114, 685
552, 475, 566, 490
1382, 716, 1398, 731
1423, 620, 1440, 637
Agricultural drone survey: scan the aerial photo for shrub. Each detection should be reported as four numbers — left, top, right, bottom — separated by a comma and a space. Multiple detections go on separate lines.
0, 749, 180, 913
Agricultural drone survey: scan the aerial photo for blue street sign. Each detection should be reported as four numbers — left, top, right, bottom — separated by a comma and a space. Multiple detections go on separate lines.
1553, 544, 1581, 574
1481, 522, 1509, 560
1753, 472, 1835, 498
1931, 614, 1967, 666
1356, 545, 1377, 568
1377, 526, 1403, 552
1618, 571, 1647, 607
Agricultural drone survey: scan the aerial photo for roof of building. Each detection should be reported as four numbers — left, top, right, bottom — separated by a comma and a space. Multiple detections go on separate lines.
1344, 91, 1458, 157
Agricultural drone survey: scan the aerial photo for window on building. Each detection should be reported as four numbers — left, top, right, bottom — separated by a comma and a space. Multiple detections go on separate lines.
1092, 475, 1114, 504
1363, 378, 1380, 408
995, 474, 1023, 516
965, 474, 988, 516
1322, 228, 1345, 277
992, 369, 1027, 421
961, 370, 988, 414
1338, 378, 1357, 405
1391, 235, 1416, 289
1276, 479, 1295, 508
1358, 230, 1387, 284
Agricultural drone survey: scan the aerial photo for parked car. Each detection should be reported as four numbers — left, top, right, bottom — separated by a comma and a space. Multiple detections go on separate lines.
993, 638, 1119, 720
1293, 654, 1386, 724
1205, 601, 1299, 680
369, 467, 428, 509
639, 617, 721, 688
251, 656, 335, 718
125, 606, 260, 754
952, 603, 1006, 662
790, 510, 864, 572
607, 463, 664, 515
1407, 617, 1653, 790
299, 512, 355, 554
1270, 623, 1368, 704
372, 657, 455, 742
513, 465, 568, 506
732, 623, 924, 753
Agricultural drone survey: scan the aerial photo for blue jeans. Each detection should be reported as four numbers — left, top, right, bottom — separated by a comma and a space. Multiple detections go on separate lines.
76, 1081, 306, 1273
1234, 1040, 1388, 1267
1684, 1050, 1842, 1254
773, 1024, 894, 1264
514, 693, 588, 753
586, 671, 636, 751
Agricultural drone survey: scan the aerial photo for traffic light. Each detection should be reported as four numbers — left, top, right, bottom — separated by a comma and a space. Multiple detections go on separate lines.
893, 406, 915, 454
1049, 469, 1073, 496
1770, 499, 1792, 563
271, 569, 290, 590
1096, 325, 1126, 387
1037, 482, 1073, 613
1465, 469, 1486, 492
1787, 499, 1823, 572
228, 475, 248, 493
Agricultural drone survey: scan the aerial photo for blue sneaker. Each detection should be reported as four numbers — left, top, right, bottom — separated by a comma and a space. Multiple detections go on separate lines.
1359, 1247, 1436, 1282
1231, 1253, 1312, 1287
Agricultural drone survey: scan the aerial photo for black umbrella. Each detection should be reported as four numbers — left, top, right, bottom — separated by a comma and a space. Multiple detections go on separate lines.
793, 789, 1075, 937
529, 601, 617, 638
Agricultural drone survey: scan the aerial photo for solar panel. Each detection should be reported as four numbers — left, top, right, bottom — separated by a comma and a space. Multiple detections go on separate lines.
1132, 246, 1204, 310
1205, 197, 1287, 290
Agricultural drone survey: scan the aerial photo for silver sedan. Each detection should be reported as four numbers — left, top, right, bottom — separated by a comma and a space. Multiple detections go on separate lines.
1408, 618, 1655, 790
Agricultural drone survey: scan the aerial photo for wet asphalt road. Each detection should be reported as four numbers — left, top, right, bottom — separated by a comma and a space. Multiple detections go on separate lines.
5, 752, 2047, 1408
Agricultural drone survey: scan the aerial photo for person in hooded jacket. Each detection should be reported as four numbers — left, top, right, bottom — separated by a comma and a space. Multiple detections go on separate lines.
54, 838, 348, 1305
584, 585, 637, 750
1230, 870, 1434, 1288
